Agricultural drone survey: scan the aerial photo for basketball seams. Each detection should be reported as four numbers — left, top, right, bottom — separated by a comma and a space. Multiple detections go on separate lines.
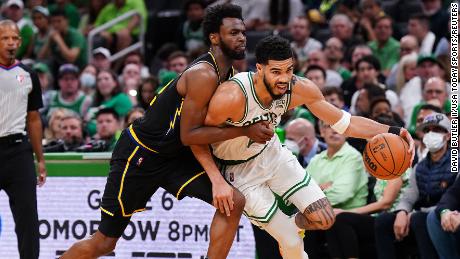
396, 137, 408, 174
382, 135, 396, 173
366, 141, 394, 176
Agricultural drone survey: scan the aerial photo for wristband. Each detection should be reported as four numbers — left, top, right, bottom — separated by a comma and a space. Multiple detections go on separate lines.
388, 126, 401, 135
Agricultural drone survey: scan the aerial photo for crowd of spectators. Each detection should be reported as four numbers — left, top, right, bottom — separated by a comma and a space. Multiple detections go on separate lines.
2, 0, 457, 258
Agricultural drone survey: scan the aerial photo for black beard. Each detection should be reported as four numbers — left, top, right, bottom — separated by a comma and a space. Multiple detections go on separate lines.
220, 39, 245, 60
263, 75, 284, 100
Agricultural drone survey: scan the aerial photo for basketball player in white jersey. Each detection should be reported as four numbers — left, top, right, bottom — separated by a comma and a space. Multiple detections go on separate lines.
192, 36, 415, 258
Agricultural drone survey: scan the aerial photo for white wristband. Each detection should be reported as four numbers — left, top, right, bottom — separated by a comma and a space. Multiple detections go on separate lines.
331, 110, 351, 134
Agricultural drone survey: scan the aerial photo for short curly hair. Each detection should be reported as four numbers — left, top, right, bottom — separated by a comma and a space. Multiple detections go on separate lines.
255, 36, 293, 65
203, 4, 243, 46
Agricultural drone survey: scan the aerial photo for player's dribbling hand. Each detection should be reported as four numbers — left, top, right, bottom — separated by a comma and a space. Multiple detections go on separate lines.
245, 121, 274, 144
399, 128, 415, 166
212, 180, 234, 217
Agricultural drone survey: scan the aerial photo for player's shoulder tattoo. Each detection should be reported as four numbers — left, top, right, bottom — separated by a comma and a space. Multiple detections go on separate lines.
291, 75, 309, 86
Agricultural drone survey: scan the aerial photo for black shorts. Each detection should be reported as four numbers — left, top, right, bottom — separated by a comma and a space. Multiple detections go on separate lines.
99, 130, 213, 238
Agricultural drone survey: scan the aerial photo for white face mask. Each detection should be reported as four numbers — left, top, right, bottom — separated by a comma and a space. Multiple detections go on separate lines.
80, 73, 96, 88
423, 131, 446, 153
284, 139, 300, 155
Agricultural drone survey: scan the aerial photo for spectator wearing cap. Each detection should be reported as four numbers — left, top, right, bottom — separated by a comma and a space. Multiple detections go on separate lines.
43, 9, 87, 72
408, 14, 440, 55
375, 113, 455, 259
92, 47, 111, 70
408, 77, 452, 135
400, 54, 445, 124
48, 0, 80, 29
47, 64, 92, 119
3, 0, 34, 59
368, 16, 400, 76
28, 6, 51, 62
94, 0, 147, 52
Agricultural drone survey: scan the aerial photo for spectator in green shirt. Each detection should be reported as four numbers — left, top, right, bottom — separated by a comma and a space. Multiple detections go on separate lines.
93, 108, 121, 151
3, 0, 34, 59
48, 0, 80, 29
94, 0, 147, 52
369, 16, 400, 76
305, 120, 369, 258
307, 120, 369, 210
86, 69, 133, 136
45, 9, 88, 71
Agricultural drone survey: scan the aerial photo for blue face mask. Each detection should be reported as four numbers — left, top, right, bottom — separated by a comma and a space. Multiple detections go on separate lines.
80, 73, 96, 88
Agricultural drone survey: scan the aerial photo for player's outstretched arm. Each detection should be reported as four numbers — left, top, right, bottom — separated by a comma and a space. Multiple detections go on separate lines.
289, 76, 414, 161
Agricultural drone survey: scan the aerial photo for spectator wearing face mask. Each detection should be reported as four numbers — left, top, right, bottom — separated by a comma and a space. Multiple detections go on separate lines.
79, 64, 98, 96
284, 118, 326, 168
375, 113, 455, 259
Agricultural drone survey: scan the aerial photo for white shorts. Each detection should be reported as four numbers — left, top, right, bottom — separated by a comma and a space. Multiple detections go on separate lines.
219, 140, 325, 226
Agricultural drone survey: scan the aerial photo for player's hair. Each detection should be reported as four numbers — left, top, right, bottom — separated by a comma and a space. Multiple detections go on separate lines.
203, 4, 243, 46
255, 36, 293, 65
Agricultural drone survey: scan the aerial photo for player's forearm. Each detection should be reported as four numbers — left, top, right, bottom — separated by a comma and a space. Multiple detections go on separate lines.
345, 116, 390, 140
26, 113, 45, 162
189, 145, 225, 184
181, 126, 245, 146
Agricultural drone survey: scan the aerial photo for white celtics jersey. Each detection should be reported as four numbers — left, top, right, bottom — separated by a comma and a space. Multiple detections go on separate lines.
211, 72, 291, 164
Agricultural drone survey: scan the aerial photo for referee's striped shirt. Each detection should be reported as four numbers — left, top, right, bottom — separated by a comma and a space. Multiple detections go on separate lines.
0, 61, 43, 137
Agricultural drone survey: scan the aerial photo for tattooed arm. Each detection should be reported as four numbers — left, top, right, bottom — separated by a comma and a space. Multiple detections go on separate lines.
295, 197, 336, 230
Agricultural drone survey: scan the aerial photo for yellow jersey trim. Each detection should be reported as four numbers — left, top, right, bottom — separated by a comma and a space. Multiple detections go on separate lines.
100, 207, 114, 217
118, 146, 142, 217
176, 171, 206, 199
128, 125, 159, 153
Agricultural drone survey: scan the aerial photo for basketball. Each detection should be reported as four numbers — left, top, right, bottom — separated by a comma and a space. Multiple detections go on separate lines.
363, 133, 411, 180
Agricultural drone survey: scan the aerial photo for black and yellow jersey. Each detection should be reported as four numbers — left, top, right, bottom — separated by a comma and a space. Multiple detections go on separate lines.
128, 52, 234, 157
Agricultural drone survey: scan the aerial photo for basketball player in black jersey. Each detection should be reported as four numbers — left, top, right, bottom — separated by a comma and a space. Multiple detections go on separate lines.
61, 4, 273, 259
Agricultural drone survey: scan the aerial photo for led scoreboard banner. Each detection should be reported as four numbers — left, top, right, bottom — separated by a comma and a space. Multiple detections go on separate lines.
0, 153, 255, 259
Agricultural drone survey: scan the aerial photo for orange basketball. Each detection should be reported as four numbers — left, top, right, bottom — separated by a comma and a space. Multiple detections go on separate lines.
363, 133, 411, 180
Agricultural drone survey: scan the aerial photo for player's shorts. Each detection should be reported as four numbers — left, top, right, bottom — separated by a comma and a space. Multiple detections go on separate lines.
219, 139, 325, 227
99, 130, 213, 237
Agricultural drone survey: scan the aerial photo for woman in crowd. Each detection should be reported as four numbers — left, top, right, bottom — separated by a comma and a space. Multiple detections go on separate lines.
85, 69, 132, 136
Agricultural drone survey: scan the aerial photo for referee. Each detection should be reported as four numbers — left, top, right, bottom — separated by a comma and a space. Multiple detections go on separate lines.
0, 20, 46, 259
